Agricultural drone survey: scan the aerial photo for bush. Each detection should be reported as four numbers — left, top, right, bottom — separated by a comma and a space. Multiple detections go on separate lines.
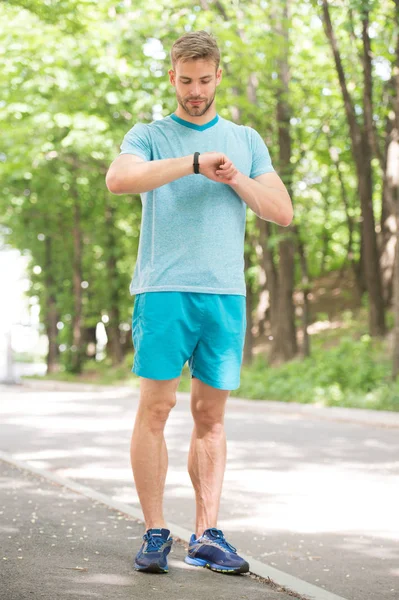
237, 335, 397, 411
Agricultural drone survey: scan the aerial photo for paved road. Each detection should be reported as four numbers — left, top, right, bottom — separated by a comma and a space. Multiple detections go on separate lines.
1, 382, 398, 600
1, 460, 291, 600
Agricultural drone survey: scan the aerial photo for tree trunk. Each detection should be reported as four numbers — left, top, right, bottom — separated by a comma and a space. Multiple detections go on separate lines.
390, 0, 399, 378
44, 236, 59, 373
120, 324, 133, 356
293, 224, 311, 358
392, 218, 399, 377
392, 226, 399, 377
106, 310, 123, 366
320, 168, 332, 275
83, 326, 97, 360
391, 148, 399, 376
380, 82, 397, 307
254, 259, 268, 339
70, 188, 84, 373
321, 0, 385, 336
357, 133, 386, 335
104, 201, 124, 366
257, 218, 278, 342
270, 0, 297, 362
272, 229, 298, 362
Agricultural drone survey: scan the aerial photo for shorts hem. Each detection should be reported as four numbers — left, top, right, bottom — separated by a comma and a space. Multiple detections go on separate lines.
132, 365, 182, 381
190, 368, 239, 391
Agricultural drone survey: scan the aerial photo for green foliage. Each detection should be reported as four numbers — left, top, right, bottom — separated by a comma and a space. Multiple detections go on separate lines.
1, 0, 397, 380
237, 334, 399, 412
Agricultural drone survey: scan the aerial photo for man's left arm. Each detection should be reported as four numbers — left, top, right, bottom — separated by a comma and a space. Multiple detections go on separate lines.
232, 171, 293, 226
216, 162, 294, 227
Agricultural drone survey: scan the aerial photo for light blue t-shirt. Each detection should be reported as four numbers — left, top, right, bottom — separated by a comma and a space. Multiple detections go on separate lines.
120, 113, 275, 297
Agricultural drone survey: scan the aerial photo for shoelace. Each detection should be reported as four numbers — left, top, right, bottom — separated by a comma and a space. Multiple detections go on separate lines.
203, 528, 237, 553
143, 532, 166, 552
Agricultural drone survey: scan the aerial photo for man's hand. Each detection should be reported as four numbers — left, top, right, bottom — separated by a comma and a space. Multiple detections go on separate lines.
199, 152, 238, 185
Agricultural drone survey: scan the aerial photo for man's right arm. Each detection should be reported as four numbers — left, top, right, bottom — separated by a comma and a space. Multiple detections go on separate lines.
105, 154, 194, 195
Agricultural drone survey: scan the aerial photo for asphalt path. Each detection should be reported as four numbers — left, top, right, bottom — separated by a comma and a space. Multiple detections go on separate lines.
1, 381, 398, 600
1, 459, 295, 600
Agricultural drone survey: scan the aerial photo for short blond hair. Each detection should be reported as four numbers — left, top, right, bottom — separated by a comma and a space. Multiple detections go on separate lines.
170, 31, 220, 70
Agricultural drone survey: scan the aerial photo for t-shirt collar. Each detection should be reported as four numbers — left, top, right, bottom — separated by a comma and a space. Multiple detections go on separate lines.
170, 113, 219, 131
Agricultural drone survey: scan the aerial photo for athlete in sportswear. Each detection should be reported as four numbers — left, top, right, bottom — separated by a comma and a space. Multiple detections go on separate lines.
106, 30, 293, 575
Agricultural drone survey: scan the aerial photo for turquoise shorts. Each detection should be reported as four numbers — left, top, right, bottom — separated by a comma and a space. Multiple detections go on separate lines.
131, 291, 246, 390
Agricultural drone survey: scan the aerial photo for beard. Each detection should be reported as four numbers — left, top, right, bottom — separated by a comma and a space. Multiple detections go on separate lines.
176, 89, 216, 118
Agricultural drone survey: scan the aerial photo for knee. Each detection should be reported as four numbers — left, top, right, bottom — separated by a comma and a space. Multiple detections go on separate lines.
192, 399, 224, 434
139, 395, 176, 432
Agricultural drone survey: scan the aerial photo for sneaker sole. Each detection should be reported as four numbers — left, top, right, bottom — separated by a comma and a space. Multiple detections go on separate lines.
185, 555, 249, 575
134, 562, 168, 574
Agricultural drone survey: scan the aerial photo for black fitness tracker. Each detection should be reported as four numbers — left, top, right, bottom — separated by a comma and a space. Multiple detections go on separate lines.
193, 152, 200, 174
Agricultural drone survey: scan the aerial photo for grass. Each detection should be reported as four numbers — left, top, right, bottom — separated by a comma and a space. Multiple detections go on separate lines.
24, 307, 399, 412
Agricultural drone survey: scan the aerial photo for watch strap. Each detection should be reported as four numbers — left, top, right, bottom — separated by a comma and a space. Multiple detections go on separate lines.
193, 152, 200, 174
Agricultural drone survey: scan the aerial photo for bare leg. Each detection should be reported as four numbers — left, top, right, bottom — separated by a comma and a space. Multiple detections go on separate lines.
188, 377, 230, 539
130, 376, 180, 530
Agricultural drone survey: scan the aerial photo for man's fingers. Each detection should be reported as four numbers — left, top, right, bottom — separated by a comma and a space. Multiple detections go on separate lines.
217, 166, 237, 179
219, 160, 232, 169
217, 163, 235, 173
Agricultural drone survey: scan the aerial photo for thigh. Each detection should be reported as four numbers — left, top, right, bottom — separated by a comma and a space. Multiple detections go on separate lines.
132, 292, 201, 381
188, 294, 246, 391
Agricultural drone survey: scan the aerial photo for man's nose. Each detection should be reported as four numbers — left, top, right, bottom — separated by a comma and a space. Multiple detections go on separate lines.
190, 84, 201, 96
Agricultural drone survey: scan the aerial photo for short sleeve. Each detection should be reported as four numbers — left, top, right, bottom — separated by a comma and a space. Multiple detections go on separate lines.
119, 123, 152, 161
248, 127, 275, 178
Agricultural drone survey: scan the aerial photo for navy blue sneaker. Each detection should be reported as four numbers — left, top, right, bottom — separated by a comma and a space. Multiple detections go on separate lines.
185, 527, 249, 574
134, 528, 173, 573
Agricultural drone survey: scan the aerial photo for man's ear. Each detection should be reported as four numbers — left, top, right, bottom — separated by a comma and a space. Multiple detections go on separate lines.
216, 68, 222, 86
168, 69, 176, 86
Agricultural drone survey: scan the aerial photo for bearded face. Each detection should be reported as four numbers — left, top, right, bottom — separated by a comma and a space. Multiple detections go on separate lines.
169, 59, 222, 119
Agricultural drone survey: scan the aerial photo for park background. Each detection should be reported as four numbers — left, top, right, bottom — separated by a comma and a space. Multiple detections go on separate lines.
1, 0, 399, 411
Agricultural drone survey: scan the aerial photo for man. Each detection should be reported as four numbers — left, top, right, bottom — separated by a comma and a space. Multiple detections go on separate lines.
106, 30, 293, 575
